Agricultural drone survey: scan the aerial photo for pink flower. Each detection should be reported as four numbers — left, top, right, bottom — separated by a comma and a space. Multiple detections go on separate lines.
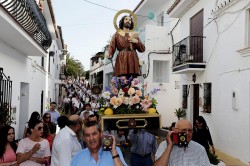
135, 90, 142, 97
140, 99, 152, 111
112, 88, 119, 95
131, 78, 140, 86
120, 76, 128, 85
110, 96, 117, 105
114, 97, 123, 108
128, 88, 135, 96
131, 95, 140, 104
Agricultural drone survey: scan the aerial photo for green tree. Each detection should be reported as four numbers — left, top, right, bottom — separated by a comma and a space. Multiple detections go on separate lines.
65, 54, 85, 78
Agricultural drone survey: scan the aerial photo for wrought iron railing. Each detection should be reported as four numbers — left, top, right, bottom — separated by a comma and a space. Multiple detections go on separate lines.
0, 68, 12, 128
172, 36, 205, 67
0, 0, 52, 50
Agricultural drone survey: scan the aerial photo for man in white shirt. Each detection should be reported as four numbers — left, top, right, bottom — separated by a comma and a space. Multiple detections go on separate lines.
51, 115, 82, 166
154, 119, 210, 166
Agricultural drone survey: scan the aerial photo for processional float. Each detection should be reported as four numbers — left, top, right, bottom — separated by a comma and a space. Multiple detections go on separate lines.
96, 9, 166, 138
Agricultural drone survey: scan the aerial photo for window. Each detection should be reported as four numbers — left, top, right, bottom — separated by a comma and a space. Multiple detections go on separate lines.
41, 57, 44, 67
157, 12, 164, 26
153, 60, 169, 83
105, 73, 113, 88
182, 85, 188, 109
203, 83, 212, 113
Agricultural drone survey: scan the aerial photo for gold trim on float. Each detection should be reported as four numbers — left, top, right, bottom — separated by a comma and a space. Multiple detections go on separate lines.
116, 119, 148, 129
101, 113, 160, 119
100, 113, 162, 131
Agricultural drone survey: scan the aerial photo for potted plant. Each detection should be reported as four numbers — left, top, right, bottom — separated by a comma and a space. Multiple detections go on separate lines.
174, 108, 186, 120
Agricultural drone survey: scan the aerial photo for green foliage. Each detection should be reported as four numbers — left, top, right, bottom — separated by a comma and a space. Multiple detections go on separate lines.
151, 98, 158, 109
174, 108, 186, 120
65, 54, 85, 78
0, 103, 11, 128
208, 152, 220, 165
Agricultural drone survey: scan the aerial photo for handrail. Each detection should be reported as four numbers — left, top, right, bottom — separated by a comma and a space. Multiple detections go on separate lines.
0, 0, 52, 50
172, 36, 205, 67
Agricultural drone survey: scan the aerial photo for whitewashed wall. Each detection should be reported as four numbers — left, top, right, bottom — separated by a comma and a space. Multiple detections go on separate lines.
173, 0, 250, 164
0, 42, 46, 139
132, 1, 182, 127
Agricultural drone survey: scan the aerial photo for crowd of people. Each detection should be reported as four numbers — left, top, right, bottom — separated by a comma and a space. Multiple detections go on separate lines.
0, 78, 216, 166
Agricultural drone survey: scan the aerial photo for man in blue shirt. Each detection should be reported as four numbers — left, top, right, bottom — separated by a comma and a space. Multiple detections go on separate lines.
71, 121, 127, 166
44, 102, 60, 124
128, 129, 158, 166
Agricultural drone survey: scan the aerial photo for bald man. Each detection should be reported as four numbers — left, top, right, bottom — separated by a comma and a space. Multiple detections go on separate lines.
154, 119, 210, 166
51, 115, 82, 166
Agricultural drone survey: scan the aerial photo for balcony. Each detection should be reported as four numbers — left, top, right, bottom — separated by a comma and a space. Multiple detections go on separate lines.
172, 36, 206, 74
0, 0, 52, 56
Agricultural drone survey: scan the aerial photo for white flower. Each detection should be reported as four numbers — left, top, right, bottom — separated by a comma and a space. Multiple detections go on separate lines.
102, 91, 111, 99
123, 97, 130, 105
118, 89, 125, 98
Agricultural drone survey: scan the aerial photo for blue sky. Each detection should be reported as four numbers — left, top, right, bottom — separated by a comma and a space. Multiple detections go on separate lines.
53, 0, 141, 70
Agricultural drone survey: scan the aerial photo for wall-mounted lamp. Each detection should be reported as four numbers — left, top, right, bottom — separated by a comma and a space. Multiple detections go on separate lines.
49, 51, 55, 57
192, 73, 196, 83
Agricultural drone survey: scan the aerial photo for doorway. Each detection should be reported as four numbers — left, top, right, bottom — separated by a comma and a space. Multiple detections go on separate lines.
190, 9, 204, 62
193, 84, 199, 125
18, 82, 29, 139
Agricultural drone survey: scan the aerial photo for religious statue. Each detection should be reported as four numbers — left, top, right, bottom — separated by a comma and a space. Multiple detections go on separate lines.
106, 10, 145, 78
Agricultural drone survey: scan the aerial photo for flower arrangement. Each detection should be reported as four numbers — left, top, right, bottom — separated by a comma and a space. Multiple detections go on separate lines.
98, 76, 160, 114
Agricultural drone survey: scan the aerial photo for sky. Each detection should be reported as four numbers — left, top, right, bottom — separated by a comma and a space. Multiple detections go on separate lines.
52, 0, 142, 70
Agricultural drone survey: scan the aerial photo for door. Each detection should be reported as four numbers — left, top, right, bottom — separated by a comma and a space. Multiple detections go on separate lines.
193, 84, 199, 125
18, 82, 29, 139
190, 9, 203, 62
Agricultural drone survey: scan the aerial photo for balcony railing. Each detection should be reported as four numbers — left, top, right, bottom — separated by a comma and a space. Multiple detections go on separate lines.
172, 36, 205, 67
0, 0, 52, 50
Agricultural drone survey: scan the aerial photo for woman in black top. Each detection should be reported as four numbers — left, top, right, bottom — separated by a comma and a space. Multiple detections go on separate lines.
193, 116, 215, 155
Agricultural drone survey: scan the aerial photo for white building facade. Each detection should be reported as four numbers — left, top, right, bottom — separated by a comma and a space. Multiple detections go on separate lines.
166, 0, 250, 164
133, 0, 181, 128
0, 0, 66, 139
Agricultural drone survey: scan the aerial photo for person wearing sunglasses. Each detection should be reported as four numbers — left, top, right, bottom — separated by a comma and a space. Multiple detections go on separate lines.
43, 113, 56, 135
44, 102, 60, 126
154, 119, 210, 166
16, 119, 51, 166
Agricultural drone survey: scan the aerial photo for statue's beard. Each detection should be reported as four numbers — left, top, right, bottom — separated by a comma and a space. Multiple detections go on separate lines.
124, 22, 131, 29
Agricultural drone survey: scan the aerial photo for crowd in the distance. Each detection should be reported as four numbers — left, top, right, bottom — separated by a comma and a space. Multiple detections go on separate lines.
0, 77, 215, 166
